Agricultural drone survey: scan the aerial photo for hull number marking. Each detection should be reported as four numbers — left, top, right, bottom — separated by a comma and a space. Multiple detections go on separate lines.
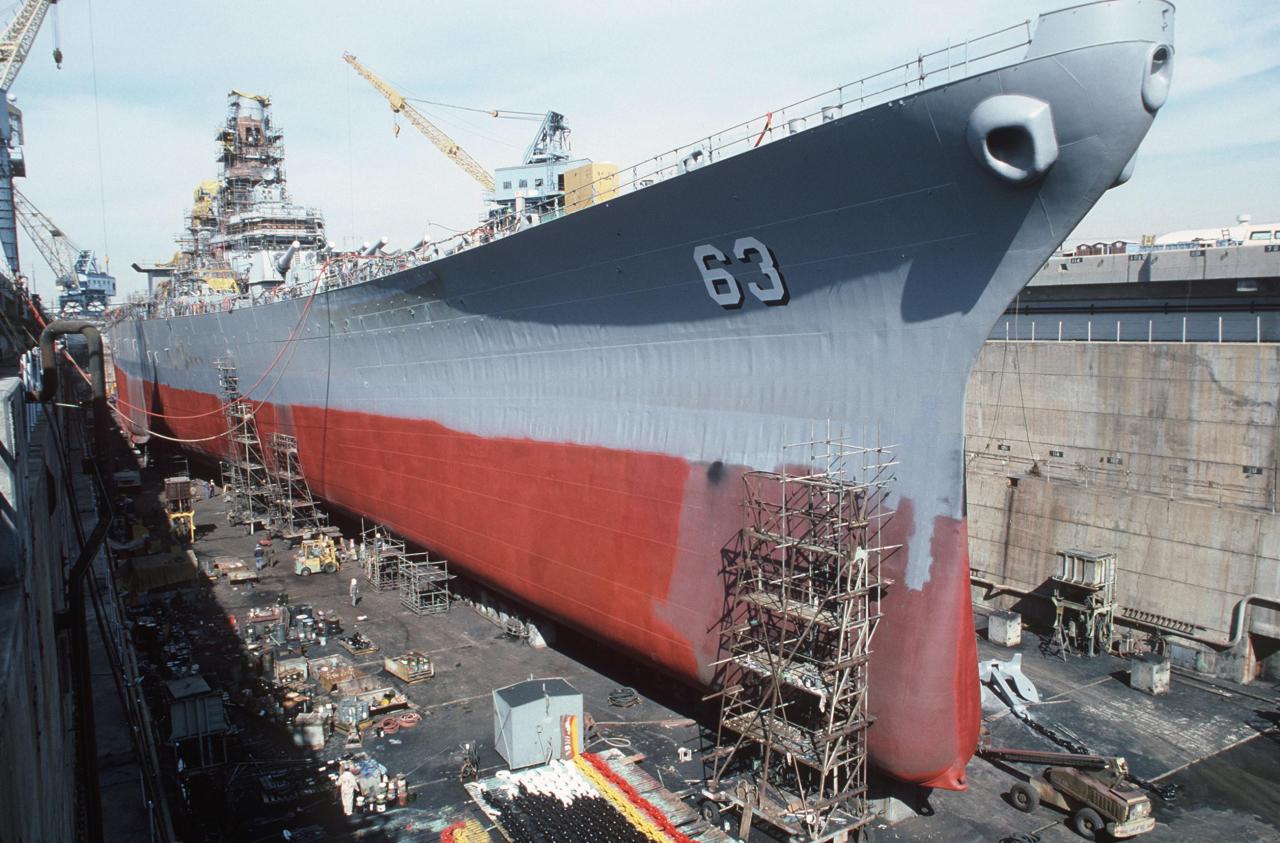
694, 237, 789, 308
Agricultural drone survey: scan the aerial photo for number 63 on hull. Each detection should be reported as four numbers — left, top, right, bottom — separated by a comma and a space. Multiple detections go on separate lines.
694, 237, 790, 308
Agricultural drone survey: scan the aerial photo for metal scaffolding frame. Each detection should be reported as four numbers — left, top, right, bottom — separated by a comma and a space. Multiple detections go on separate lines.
398, 552, 453, 615
265, 432, 327, 540
707, 435, 896, 842
216, 360, 276, 533
359, 522, 405, 592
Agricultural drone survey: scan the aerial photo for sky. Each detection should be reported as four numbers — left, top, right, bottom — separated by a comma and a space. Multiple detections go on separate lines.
8, 0, 1280, 300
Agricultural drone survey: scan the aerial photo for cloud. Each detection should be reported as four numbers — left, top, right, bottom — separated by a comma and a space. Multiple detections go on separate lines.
1165, 9, 1280, 95
1072, 1, 1280, 241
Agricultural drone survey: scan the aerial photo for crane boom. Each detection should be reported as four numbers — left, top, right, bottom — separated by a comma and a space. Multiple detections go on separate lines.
14, 186, 78, 289
0, 0, 56, 91
343, 53, 496, 192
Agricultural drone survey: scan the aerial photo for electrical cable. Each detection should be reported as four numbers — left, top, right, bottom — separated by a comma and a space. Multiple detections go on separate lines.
399, 94, 542, 119
111, 282, 314, 443
966, 320, 1013, 470
85, 0, 111, 265
415, 104, 524, 149
113, 257, 331, 421
17, 288, 94, 387
422, 221, 469, 234
345, 71, 357, 251
1010, 291, 1037, 459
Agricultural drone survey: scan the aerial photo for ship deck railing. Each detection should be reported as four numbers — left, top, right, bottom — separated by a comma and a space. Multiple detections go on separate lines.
579, 17, 1032, 206
119, 16, 1034, 323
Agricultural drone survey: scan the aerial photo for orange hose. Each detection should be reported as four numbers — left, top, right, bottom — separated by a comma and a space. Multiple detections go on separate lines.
753, 112, 774, 148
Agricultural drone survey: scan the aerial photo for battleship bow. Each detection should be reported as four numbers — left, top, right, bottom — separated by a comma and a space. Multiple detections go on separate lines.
109, 0, 1174, 790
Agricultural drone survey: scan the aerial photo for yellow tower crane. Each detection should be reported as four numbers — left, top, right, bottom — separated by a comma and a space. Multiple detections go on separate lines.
0, 0, 61, 91
343, 53, 496, 192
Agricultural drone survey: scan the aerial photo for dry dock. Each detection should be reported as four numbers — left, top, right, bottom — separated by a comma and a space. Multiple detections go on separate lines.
886, 617, 1280, 842
110, 449, 720, 842
94, 442, 1280, 842
966, 341, 1280, 682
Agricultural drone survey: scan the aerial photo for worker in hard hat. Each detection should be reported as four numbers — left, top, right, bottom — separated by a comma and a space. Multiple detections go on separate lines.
338, 765, 358, 816
350, 577, 360, 608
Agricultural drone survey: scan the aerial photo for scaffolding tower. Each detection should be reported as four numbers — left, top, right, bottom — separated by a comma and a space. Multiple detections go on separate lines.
266, 432, 327, 540
216, 360, 276, 533
706, 436, 896, 843
399, 552, 453, 615
359, 523, 405, 591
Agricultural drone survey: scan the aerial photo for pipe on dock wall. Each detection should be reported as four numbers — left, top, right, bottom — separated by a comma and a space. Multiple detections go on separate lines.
974, 569, 1280, 653
33, 319, 104, 402
33, 320, 112, 842
969, 571, 1035, 599
1227, 594, 1280, 648
32, 320, 108, 466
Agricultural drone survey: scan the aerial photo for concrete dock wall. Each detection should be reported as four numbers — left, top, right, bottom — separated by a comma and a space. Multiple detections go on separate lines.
0, 378, 79, 843
965, 342, 1280, 677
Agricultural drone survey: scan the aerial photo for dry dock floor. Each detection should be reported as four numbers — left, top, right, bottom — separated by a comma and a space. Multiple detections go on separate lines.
120, 454, 1279, 842
880, 619, 1280, 843
168, 483, 710, 841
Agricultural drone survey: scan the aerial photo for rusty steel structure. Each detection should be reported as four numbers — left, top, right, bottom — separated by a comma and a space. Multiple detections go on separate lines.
265, 432, 326, 539
359, 524, 405, 592
399, 551, 452, 615
708, 437, 896, 842
216, 360, 275, 533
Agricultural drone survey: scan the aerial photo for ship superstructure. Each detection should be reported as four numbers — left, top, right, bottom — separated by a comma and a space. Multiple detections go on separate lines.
160, 92, 325, 301
110, 1, 1176, 790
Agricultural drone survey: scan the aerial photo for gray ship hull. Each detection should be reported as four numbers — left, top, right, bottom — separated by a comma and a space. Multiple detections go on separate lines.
111, 1, 1173, 788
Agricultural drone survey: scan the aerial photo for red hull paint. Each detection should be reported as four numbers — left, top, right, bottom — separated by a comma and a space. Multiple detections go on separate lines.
114, 366, 978, 788
872, 500, 980, 790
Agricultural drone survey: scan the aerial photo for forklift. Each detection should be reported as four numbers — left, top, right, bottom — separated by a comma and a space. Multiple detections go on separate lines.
294, 534, 340, 576
980, 742, 1155, 840
163, 475, 196, 545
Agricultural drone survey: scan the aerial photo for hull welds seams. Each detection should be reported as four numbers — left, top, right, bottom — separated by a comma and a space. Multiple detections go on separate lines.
109, 1, 1174, 789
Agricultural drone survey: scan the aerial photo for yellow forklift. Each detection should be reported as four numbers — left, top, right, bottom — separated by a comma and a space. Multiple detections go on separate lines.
163, 476, 196, 545
294, 534, 340, 576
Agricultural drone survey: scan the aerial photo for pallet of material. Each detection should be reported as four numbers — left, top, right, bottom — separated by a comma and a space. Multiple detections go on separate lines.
227, 565, 260, 583
337, 676, 410, 715
336, 674, 395, 699
309, 654, 357, 692
465, 750, 735, 843
369, 696, 411, 718
340, 639, 378, 656
332, 717, 370, 735
246, 605, 285, 624
383, 651, 434, 684
213, 557, 243, 573
345, 680, 409, 711
274, 656, 309, 686
318, 668, 359, 693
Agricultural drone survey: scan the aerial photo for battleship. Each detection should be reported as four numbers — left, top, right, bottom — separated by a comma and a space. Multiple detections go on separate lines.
108, 0, 1176, 790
